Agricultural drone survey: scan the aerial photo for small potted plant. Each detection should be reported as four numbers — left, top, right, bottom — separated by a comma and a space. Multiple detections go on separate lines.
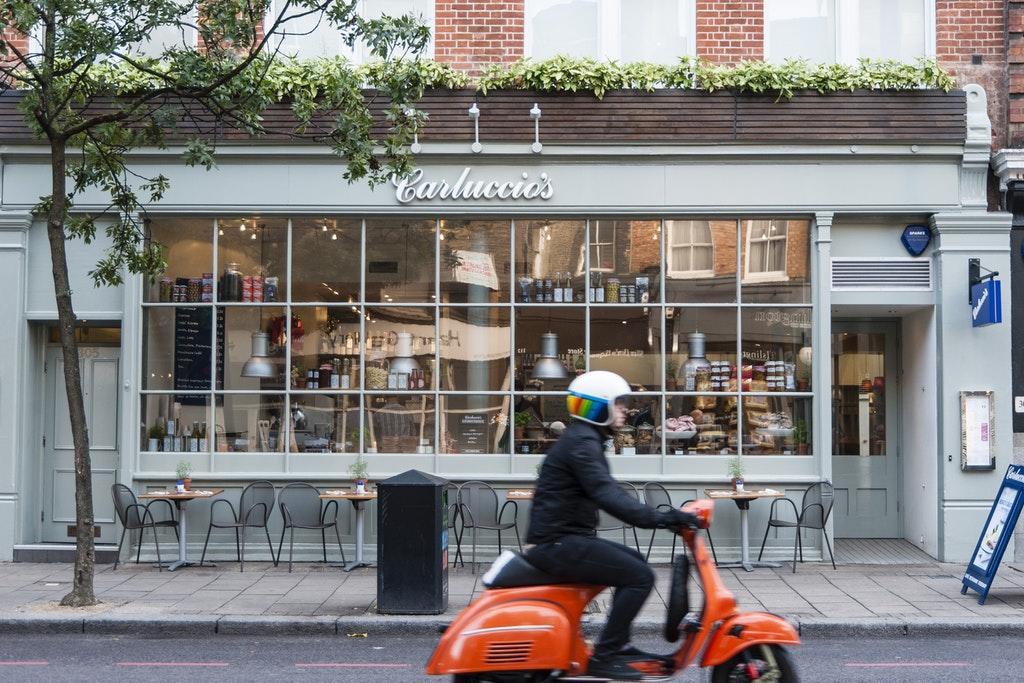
292, 363, 306, 389
666, 359, 679, 391
574, 353, 586, 376
728, 455, 745, 492
793, 420, 809, 455
514, 411, 532, 440
147, 424, 165, 452
175, 460, 193, 491
348, 454, 369, 494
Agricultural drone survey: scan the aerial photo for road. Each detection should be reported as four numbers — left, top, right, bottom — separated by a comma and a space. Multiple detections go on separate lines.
0, 632, 1014, 681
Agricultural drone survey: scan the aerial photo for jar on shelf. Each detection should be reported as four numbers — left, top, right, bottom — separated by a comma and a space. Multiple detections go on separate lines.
637, 423, 654, 454
365, 353, 389, 390
614, 425, 636, 455
221, 262, 242, 302
605, 277, 621, 303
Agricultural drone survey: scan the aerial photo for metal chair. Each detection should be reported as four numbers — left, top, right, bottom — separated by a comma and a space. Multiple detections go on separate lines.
643, 484, 719, 564
458, 481, 521, 572
111, 483, 178, 571
200, 480, 277, 571
757, 481, 836, 573
597, 482, 642, 555
275, 483, 347, 572
444, 482, 466, 568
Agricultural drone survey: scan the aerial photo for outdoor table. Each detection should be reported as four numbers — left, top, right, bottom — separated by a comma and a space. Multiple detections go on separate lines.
704, 488, 785, 572
138, 488, 224, 571
506, 489, 535, 501
321, 491, 377, 572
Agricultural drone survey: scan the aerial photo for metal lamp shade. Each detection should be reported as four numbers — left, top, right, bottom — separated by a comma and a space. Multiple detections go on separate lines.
241, 331, 276, 378
532, 332, 568, 380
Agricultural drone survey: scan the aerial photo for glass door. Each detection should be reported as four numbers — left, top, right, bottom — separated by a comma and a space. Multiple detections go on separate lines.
831, 322, 900, 538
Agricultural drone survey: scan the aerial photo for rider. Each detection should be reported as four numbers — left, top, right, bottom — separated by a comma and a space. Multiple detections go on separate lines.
524, 371, 699, 682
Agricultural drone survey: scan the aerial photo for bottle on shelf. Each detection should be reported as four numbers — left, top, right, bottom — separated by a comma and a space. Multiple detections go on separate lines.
562, 273, 573, 303
553, 272, 563, 303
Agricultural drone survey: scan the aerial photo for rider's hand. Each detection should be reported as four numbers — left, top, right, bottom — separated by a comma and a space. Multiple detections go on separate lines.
659, 508, 701, 531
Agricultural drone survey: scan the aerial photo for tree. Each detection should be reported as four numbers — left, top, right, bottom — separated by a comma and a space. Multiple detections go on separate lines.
0, 0, 431, 606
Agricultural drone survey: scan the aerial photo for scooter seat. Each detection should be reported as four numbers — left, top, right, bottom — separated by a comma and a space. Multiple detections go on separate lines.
482, 550, 569, 589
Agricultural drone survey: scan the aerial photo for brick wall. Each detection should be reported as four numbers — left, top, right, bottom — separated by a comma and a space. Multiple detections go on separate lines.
434, 1, 523, 74
936, 1, 1008, 149
696, 0, 764, 65
1009, 1, 1024, 148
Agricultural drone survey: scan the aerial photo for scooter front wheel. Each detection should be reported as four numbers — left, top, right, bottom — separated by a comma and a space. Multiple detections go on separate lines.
711, 644, 798, 683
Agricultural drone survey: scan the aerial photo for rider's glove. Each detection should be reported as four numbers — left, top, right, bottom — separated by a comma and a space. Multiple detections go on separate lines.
658, 508, 701, 531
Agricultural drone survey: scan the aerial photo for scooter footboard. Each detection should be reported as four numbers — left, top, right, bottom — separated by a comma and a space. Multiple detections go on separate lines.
700, 611, 800, 668
427, 596, 580, 675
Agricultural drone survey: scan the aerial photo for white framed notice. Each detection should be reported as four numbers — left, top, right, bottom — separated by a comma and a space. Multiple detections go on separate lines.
961, 390, 996, 471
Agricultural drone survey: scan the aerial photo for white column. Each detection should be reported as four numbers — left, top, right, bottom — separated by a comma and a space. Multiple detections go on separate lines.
812, 212, 834, 484
0, 211, 32, 559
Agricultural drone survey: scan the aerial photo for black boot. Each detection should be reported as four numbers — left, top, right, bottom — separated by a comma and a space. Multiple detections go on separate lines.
586, 654, 643, 681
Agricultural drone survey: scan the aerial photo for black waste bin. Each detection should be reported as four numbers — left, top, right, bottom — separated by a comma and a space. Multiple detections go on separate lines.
376, 469, 449, 614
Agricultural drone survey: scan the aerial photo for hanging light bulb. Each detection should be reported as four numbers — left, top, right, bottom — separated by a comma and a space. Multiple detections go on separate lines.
250, 232, 257, 240
218, 228, 224, 236
532, 332, 568, 380
239, 220, 247, 232
241, 332, 275, 378
331, 233, 338, 240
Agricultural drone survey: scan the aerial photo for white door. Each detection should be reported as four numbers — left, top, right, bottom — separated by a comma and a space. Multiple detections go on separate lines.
42, 344, 120, 543
831, 323, 900, 538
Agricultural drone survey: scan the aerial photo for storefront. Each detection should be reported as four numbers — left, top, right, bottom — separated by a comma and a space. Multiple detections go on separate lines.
0, 85, 1011, 564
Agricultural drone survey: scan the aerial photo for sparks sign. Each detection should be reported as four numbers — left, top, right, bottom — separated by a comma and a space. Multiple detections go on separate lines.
392, 167, 554, 204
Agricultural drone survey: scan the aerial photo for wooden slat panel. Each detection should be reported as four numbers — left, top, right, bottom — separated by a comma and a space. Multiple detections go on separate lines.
0, 88, 966, 144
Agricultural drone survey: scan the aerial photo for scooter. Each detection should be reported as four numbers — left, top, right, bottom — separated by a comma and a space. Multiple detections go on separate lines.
427, 499, 799, 682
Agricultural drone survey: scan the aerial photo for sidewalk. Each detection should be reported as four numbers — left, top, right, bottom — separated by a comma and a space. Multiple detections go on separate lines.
2, 559, 1024, 637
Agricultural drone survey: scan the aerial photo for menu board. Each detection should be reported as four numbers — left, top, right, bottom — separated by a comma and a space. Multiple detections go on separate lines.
962, 465, 1024, 604
173, 307, 224, 404
457, 413, 489, 454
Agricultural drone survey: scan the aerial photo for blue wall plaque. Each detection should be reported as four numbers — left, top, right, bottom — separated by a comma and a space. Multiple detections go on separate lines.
900, 224, 932, 256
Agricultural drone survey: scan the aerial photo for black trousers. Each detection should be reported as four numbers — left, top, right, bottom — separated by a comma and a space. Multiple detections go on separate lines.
526, 534, 654, 659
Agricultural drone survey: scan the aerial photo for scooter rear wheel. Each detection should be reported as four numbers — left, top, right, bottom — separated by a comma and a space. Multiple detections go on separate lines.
711, 644, 798, 683
452, 672, 552, 683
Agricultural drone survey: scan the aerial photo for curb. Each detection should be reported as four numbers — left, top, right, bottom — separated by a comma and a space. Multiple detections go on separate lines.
1, 613, 1022, 638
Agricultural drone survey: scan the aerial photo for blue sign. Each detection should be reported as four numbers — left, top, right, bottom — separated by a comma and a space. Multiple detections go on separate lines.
962, 465, 1024, 604
900, 224, 932, 256
971, 279, 1002, 327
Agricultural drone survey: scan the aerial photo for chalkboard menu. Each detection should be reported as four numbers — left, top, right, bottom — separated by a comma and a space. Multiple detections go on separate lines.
174, 307, 224, 404
458, 413, 489, 454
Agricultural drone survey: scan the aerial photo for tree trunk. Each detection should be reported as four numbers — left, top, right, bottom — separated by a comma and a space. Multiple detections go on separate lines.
47, 140, 98, 607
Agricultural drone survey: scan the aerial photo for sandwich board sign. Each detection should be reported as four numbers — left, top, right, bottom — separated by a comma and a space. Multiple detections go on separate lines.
961, 465, 1024, 604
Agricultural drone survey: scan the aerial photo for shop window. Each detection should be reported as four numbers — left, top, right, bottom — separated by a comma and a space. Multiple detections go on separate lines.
146, 217, 214, 303
440, 307, 511, 392
589, 307, 663, 391
289, 393, 362, 453
141, 394, 212, 454
665, 395, 737, 455
292, 218, 360, 303
289, 306, 361, 390
215, 393, 287, 453
365, 394, 435, 454
365, 218, 436, 303
440, 395, 510, 454
666, 220, 713, 278
765, 0, 931, 64
742, 219, 811, 304
440, 220, 511, 304
740, 307, 813, 393
270, 0, 434, 61
516, 219, 586, 303
525, 0, 695, 63
742, 396, 812, 456
216, 217, 289, 302
664, 307, 737, 392
514, 306, 585, 394
588, 220, 661, 303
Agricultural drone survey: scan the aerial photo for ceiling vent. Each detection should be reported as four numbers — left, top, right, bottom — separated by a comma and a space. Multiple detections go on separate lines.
831, 258, 931, 290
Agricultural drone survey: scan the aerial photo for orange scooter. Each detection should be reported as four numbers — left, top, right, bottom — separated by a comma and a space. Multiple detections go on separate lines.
427, 500, 799, 682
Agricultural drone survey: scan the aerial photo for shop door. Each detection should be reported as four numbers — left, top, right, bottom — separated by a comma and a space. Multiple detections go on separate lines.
831, 323, 900, 538
42, 344, 120, 543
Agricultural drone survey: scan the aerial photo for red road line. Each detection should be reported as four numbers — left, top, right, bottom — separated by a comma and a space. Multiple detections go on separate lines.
845, 662, 970, 668
117, 662, 231, 667
295, 663, 412, 669
0, 661, 48, 666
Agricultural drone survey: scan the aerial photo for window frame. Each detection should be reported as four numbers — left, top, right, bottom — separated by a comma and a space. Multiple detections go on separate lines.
763, 0, 936, 64
267, 0, 435, 62
524, 0, 697, 63
588, 219, 616, 273
666, 220, 714, 280
743, 219, 789, 282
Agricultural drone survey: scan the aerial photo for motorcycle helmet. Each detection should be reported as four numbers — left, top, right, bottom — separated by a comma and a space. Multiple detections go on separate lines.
566, 371, 631, 426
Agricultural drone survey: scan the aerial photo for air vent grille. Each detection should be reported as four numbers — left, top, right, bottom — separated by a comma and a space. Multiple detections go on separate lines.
831, 258, 931, 290
485, 641, 533, 665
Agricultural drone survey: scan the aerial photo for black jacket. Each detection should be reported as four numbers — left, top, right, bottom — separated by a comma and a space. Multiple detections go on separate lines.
526, 420, 665, 545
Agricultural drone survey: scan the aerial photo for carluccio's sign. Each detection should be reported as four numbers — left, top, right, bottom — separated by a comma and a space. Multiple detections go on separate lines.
393, 167, 554, 204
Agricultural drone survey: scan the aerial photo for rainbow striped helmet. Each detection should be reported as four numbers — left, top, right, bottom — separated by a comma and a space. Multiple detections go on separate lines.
566, 371, 631, 426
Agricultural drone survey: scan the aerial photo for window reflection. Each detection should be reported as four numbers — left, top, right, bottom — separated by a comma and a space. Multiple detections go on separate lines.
141, 394, 211, 453
291, 306, 361, 390
215, 394, 286, 453
292, 218, 360, 303
365, 394, 434, 454
289, 394, 361, 453
743, 396, 812, 455
440, 307, 510, 391
441, 395, 509, 454
589, 307, 662, 391
440, 220, 510, 304
515, 306, 585, 393
741, 219, 811, 304
516, 220, 586, 303
217, 217, 288, 302
588, 220, 660, 303
741, 308, 813, 392
832, 332, 886, 456
664, 307, 736, 392
665, 395, 737, 455
146, 218, 213, 303
365, 219, 436, 302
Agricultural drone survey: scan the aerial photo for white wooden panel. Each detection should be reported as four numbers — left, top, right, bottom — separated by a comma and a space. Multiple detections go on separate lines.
88, 358, 119, 450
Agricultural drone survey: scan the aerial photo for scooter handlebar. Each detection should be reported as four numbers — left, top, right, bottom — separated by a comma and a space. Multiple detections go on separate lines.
682, 499, 714, 530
